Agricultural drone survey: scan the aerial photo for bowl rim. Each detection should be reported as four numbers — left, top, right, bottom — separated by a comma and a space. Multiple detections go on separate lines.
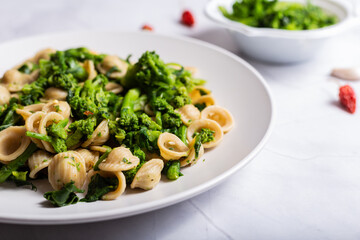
205, 0, 355, 39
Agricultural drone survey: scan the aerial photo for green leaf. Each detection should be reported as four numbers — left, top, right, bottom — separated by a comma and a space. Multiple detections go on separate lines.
0, 143, 38, 183
44, 181, 84, 207
81, 174, 118, 202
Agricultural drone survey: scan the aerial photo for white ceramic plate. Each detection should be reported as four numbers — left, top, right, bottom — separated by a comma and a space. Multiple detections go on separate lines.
0, 32, 274, 224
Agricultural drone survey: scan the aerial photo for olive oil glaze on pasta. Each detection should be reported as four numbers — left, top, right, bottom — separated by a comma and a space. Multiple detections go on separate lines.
0, 48, 234, 207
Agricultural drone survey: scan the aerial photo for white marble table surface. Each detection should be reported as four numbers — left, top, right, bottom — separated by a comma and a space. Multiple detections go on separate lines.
1, 0, 360, 239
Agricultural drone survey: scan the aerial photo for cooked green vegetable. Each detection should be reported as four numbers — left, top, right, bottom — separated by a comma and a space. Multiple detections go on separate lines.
81, 174, 118, 202
0, 98, 21, 131
219, 0, 338, 30
44, 181, 84, 207
93, 146, 112, 171
163, 160, 182, 180
0, 47, 224, 208
26, 119, 69, 153
0, 142, 38, 183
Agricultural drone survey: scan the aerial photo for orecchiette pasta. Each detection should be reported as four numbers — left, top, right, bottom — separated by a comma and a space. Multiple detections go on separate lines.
189, 86, 211, 102
86, 170, 126, 200
25, 111, 46, 149
0, 126, 31, 162
42, 100, 71, 119
187, 119, 223, 148
201, 106, 234, 133
180, 138, 205, 167
16, 103, 45, 120
48, 151, 86, 190
42, 87, 68, 101
38, 112, 64, 153
105, 82, 123, 94
131, 158, 164, 190
0, 85, 11, 105
32, 48, 56, 63
0, 47, 236, 206
1, 69, 38, 92
89, 145, 110, 153
28, 150, 53, 179
192, 95, 215, 107
157, 132, 189, 160
82, 120, 110, 147
176, 104, 201, 126
83, 60, 97, 80
102, 171, 126, 200
75, 149, 99, 172
98, 146, 139, 172
97, 55, 128, 78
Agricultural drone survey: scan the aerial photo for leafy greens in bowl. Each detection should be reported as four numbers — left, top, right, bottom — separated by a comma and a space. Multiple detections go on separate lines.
206, 0, 355, 63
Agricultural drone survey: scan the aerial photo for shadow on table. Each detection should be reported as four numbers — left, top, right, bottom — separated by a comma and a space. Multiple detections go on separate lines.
0, 201, 188, 240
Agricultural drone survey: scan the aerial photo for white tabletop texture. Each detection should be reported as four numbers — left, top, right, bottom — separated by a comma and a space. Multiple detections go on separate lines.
0, 0, 360, 239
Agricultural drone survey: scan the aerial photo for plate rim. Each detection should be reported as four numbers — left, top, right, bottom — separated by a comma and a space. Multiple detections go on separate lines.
0, 31, 275, 225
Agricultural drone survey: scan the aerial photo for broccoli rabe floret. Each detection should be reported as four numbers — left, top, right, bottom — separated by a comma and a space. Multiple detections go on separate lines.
194, 128, 215, 144
123, 127, 161, 153
0, 98, 21, 131
67, 75, 110, 119
26, 119, 69, 153
108, 120, 126, 144
122, 51, 175, 89
66, 117, 97, 148
138, 113, 161, 130
123, 161, 145, 185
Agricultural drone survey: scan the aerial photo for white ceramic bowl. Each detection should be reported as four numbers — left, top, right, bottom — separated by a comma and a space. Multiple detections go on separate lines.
205, 0, 357, 63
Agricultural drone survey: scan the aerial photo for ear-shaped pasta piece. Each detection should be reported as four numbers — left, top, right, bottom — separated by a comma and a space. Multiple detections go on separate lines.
130, 158, 164, 190
89, 145, 110, 153
81, 120, 110, 147
16, 103, 46, 121
1, 69, 38, 92
201, 106, 234, 133
0, 126, 31, 162
42, 87, 68, 101
176, 104, 200, 126
192, 95, 215, 107
157, 132, 189, 160
83, 60, 97, 80
180, 138, 205, 167
184, 66, 197, 75
0, 85, 11, 105
38, 112, 64, 153
187, 119, 223, 148
28, 150, 53, 179
97, 55, 128, 78
102, 171, 126, 200
75, 149, 99, 172
105, 82, 123, 94
32, 48, 56, 63
85, 170, 126, 200
98, 147, 139, 172
189, 86, 211, 102
42, 100, 71, 119
25, 111, 46, 149
48, 151, 86, 190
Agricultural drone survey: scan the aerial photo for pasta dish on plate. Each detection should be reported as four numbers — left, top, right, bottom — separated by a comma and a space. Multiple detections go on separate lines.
0, 48, 234, 207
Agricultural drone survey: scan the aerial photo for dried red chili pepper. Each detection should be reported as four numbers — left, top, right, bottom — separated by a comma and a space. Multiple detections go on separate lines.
339, 85, 356, 113
141, 24, 153, 31
84, 111, 94, 116
181, 10, 195, 27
